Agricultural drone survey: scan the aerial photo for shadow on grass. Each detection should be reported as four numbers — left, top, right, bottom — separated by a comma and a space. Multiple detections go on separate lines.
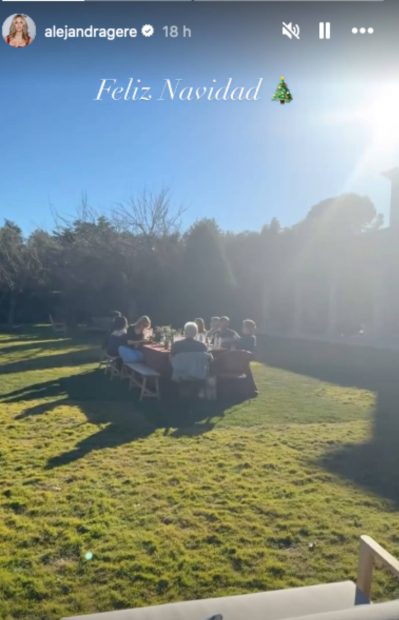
0, 347, 97, 375
1, 369, 228, 468
0, 324, 57, 338
0, 338, 75, 358
0, 336, 34, 344
0, 338, 73, 355
0, 324, 103, 349
260, 336, 399, 506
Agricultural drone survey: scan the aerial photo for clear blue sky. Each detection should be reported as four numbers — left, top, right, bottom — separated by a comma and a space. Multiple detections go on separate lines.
1, 1, 398, 234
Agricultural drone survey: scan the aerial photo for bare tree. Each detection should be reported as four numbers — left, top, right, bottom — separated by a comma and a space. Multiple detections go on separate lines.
112, 188, 185, 237
51, 192, 100, 232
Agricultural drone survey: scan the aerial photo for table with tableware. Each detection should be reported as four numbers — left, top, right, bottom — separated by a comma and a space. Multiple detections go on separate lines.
141, 341, 257, 399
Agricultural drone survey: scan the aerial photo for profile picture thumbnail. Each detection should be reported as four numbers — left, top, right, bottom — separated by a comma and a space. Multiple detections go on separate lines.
2, 14, 36, 48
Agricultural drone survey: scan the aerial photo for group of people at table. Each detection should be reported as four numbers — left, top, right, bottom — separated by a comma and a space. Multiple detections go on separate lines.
103, 314, 258, 398
105, 315, 257, 364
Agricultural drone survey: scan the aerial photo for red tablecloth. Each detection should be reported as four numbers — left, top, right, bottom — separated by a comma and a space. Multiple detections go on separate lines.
212, 349, 257, 397
142, 344, 172, 377
141, 345, 257, 397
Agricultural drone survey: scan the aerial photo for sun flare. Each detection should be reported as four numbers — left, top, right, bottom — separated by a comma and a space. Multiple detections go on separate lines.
324, 84, 399, 186
357, 86, 399, 151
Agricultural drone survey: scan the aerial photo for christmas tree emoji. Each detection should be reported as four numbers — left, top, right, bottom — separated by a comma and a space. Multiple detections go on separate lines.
272, 76, 293, 105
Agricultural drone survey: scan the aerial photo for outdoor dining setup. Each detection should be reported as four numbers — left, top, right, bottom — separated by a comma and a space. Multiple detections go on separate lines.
100, 315, 258, 401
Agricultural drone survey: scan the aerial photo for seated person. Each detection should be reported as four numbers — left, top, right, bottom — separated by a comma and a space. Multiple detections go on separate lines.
171, 322, 213, 385
104, 316, 128, 357
238, 319, 257, 352
171, 322, 207, 356
214, 316, 239, 349
118, 315, 151, 364
110, 309, 122, 323
207, 316, 220, 340
194, 317, 207, 342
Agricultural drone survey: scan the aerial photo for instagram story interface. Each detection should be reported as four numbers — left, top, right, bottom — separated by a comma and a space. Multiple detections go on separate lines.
1, 1, 399, 619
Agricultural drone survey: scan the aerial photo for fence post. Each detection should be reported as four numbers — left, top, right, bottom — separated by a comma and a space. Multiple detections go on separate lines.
356, 536, 374, 601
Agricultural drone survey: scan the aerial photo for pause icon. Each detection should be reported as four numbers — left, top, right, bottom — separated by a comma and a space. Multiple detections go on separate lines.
319, 22, 331, 40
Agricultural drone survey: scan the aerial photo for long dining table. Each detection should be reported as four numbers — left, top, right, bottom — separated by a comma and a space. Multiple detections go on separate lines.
141, 343, 257, 399
142, 344, 172, 377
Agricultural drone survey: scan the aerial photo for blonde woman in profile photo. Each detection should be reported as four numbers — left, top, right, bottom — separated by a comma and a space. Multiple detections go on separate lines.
6, 14, 31, 48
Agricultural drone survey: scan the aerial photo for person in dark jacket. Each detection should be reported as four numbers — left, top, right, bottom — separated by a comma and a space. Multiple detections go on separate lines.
238, 319, 257, 353
105, 316, 128, 357
214, 316, 239, 350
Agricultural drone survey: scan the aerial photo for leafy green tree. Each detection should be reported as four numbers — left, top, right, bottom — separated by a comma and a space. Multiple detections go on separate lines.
52, 217, 130, 323
0, 189, 391, 338
181, 219, 236, 322
0, 221, 41, 325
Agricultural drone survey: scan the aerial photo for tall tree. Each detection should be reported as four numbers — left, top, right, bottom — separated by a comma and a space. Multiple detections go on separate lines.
0, 221, 40, 325
181, 219, 236, 322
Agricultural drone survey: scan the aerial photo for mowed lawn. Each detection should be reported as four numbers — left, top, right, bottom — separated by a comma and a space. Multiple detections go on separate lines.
1, 327, 399, 620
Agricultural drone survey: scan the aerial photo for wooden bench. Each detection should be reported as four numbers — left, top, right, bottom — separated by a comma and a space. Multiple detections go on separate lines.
356, 535, 399, 601
123, 362, 160, 401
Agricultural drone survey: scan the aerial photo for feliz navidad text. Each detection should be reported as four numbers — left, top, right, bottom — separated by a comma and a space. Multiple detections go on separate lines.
95, 78, 265, 102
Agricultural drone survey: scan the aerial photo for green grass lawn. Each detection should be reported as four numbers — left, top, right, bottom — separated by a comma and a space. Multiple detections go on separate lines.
1, 327, 399, 620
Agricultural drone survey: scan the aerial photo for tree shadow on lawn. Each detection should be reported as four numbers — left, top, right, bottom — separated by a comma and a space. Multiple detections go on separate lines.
0, 338, 73, 355
0, 336, 36, 344
1, 369, 228, 468
0, 324, 58, 338
0, 333, 61, 345
0, 347, 98, 375
260, 336, 399, 506
0, 325, 102, 350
